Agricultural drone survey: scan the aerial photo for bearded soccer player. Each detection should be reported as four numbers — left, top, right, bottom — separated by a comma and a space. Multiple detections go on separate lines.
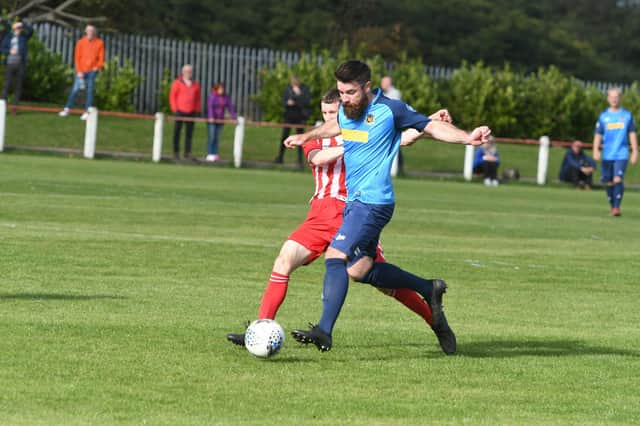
593, 87, 638, 216
284, 60, 491, 353
227, 88, 456, 353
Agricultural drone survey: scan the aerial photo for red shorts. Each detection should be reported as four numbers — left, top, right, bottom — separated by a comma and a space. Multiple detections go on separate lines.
288, 197, 386, 265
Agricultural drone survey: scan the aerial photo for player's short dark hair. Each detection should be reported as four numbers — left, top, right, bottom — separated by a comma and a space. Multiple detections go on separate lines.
334, 60, 371, 86
321, 88, 340, 104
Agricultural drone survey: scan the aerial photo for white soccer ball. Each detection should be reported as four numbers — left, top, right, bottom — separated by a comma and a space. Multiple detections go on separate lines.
244, 319, 285, 358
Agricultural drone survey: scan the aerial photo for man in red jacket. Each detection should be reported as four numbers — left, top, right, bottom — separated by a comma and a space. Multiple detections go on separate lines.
169, 64, 201, 160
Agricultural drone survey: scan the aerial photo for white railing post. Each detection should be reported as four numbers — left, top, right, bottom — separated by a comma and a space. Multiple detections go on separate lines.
463, 144, 475, 181
233, 116, 245, 168
152, 112, 164, 163
83, 107, 98, 159
390, 153, 399, 177
537, 136, 550, 185
0, 99, 5, 152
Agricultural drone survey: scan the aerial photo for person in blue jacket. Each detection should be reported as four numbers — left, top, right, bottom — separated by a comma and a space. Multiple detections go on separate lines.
1, 20, 34, 113
559, 140, 596, 190
473, 136, 500, 186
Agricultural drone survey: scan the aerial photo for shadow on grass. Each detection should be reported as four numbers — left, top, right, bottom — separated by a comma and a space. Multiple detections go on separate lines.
458, 338, 640, 358
335, 337, 640, 360
0, 292, 125, 301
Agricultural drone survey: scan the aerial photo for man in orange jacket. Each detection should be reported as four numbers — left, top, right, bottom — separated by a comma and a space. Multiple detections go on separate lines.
59, 25, 104, 120
169, 64, 202, 160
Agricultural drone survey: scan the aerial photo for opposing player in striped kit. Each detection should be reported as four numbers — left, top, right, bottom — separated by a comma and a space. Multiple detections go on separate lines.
227, 88, 456, 354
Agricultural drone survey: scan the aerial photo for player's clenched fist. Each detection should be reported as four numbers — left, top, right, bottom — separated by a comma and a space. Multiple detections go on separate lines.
467, 126, 491, 146
430, 109, 452, 123
284, 133, 307, 148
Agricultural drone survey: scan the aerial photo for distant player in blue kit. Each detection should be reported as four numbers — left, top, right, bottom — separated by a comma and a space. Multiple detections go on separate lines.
593, 87, 638, 216
284, 60, 491, 354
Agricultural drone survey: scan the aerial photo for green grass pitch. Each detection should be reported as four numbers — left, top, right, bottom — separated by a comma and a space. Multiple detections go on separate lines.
1, 154, 639, 425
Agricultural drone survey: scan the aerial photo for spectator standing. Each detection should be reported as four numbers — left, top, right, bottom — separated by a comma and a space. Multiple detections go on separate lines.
58, 25, 104, 120
206, 83, 237, 162
593, 87, 638, 216
381, 75, 405, 174
559, 140, 595, 190
380, 75, 401, 100
169, 64, 201, 160
1, 20, 34, 114
473, 137, 500, 186
275, 75, 310, 166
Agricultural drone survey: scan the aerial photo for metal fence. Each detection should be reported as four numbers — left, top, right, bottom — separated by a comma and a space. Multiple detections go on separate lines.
33, 23, 304, 117
33, 23, 627, 118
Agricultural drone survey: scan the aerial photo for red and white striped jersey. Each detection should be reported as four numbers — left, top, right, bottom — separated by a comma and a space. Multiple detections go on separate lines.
302, 136, 347, 202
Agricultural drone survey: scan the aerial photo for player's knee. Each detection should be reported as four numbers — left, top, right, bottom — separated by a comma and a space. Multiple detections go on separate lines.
325, 246, 347, 260
273, 250, 301, 275
613, 176, 623, 184
347, 257, 374, 281
273, 254, 294, 275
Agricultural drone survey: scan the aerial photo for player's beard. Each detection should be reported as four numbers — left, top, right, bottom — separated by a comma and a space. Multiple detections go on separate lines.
343, 91, 369, 120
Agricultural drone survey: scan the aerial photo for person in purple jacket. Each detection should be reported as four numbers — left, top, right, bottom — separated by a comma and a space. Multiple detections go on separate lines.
206, 83, 237, 162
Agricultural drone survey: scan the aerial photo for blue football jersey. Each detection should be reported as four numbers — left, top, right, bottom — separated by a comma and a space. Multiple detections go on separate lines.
595, 108, 637, 160
338, 89, 430, 204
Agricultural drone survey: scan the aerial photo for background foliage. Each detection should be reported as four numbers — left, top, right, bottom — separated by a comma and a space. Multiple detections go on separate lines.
256, 55, 640, 141
0, 36, 71, 104
48, 0, 640, 83
94, 57, 142, 112
6, 1, 640, 137
254, 45, 439, 125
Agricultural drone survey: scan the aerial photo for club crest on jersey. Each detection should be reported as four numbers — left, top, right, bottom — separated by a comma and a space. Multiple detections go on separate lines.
365, 114, 375, 124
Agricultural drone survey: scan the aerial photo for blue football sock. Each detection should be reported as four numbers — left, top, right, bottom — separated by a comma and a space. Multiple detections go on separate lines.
606, 185, 614, 207
317, 258, 349, 335
613, 182, 624, 208
360, 262, 434, 303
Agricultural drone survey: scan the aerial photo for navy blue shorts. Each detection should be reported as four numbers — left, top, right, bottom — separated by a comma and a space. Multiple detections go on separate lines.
601, 160, 628, 182
329, 200, 394, 262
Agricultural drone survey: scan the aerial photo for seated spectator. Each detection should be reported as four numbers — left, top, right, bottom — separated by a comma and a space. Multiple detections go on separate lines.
473, 137, 500, 186
559, 140, 595, 190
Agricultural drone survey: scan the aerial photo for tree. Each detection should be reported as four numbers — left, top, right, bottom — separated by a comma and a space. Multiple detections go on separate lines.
5, 0, 106, 27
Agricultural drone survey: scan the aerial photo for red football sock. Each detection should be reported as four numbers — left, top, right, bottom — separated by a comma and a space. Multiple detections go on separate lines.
257, 272, 289, 319
392, 288, 433, 325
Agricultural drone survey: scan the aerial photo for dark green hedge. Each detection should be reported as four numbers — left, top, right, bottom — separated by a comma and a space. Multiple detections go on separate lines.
255, 52, 640, 141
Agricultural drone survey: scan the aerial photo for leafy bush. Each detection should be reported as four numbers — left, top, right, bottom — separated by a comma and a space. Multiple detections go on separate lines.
254, 44, 442, 123
254, 49, 636, 141
618, 82, 640, 125
94, 57, 142, 112
20, 36, 72, 103
388, 52, 441, 115
156, 68, 173, 114
253, 44, 352, 123
442, 61, 496, 131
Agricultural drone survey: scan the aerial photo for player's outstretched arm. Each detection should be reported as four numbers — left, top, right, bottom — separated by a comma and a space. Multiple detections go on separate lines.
284, 119, 341, 148
425, 120, 491, 146
401, 109, 453, 146
308, 146, 345, 166
401, 129, 423, 146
